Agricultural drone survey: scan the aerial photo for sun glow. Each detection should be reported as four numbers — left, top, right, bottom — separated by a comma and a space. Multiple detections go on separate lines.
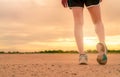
25, 36, 120, 51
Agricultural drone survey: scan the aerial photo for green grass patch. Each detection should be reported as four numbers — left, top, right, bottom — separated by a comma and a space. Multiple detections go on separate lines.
0, 49, 120, 54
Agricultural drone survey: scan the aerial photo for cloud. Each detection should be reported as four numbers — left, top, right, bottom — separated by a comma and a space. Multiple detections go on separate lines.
0, 0, 73, 45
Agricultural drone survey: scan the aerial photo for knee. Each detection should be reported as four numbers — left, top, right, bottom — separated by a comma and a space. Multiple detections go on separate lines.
93, 20, 103, 25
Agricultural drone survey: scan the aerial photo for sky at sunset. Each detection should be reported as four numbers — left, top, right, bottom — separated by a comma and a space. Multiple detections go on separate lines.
0, 0, 120, 52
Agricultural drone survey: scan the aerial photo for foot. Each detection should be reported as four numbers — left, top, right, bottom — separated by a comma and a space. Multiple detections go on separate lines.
79, 54, 88, 65
96, 42, 108, 65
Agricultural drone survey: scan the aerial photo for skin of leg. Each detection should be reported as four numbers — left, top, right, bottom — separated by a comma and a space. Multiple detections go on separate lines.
71, 7, 85, 54
87, 5, 105, 43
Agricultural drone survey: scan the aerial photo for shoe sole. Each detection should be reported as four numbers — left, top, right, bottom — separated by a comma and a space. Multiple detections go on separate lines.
97, 54, 107, 65
79, 63, 88, 65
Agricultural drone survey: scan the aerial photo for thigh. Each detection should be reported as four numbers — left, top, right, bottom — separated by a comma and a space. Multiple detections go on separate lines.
87, 5, 102, 24
71, 7, 84, 25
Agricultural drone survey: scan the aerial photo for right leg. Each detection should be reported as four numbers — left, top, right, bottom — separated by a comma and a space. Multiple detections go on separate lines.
71, 7, 85, 54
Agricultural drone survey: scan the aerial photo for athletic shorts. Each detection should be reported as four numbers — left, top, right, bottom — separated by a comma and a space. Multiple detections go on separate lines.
68, 0, 100, 8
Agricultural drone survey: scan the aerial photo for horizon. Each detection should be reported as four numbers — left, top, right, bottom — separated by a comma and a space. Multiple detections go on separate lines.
0, 49, 120, 53
0, 0, 120, 52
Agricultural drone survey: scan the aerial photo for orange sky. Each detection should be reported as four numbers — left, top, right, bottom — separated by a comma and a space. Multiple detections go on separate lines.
0, 0, 120, 51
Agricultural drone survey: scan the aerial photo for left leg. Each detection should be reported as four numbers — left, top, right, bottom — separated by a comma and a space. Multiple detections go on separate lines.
87, 5, 107, 65
87, 5, 105, 43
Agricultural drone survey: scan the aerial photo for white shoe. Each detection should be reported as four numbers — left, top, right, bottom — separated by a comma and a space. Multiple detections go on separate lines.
79, 54, 88, 65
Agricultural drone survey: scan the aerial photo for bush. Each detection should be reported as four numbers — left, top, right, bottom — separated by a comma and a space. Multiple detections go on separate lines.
0, 51, 5, 54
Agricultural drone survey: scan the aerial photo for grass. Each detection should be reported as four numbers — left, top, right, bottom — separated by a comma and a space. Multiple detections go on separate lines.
0, 50, 120, 54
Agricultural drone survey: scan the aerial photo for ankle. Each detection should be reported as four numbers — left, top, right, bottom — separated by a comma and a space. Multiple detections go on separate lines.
79, 52, 86, 55
99, 41, 106, 45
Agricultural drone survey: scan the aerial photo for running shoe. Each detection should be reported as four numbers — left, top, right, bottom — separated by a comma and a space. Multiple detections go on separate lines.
79, 54, 88, 65
96, 42, 108, 65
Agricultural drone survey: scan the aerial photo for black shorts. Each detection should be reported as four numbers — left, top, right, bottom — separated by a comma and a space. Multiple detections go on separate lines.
68, 0, 100, 8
